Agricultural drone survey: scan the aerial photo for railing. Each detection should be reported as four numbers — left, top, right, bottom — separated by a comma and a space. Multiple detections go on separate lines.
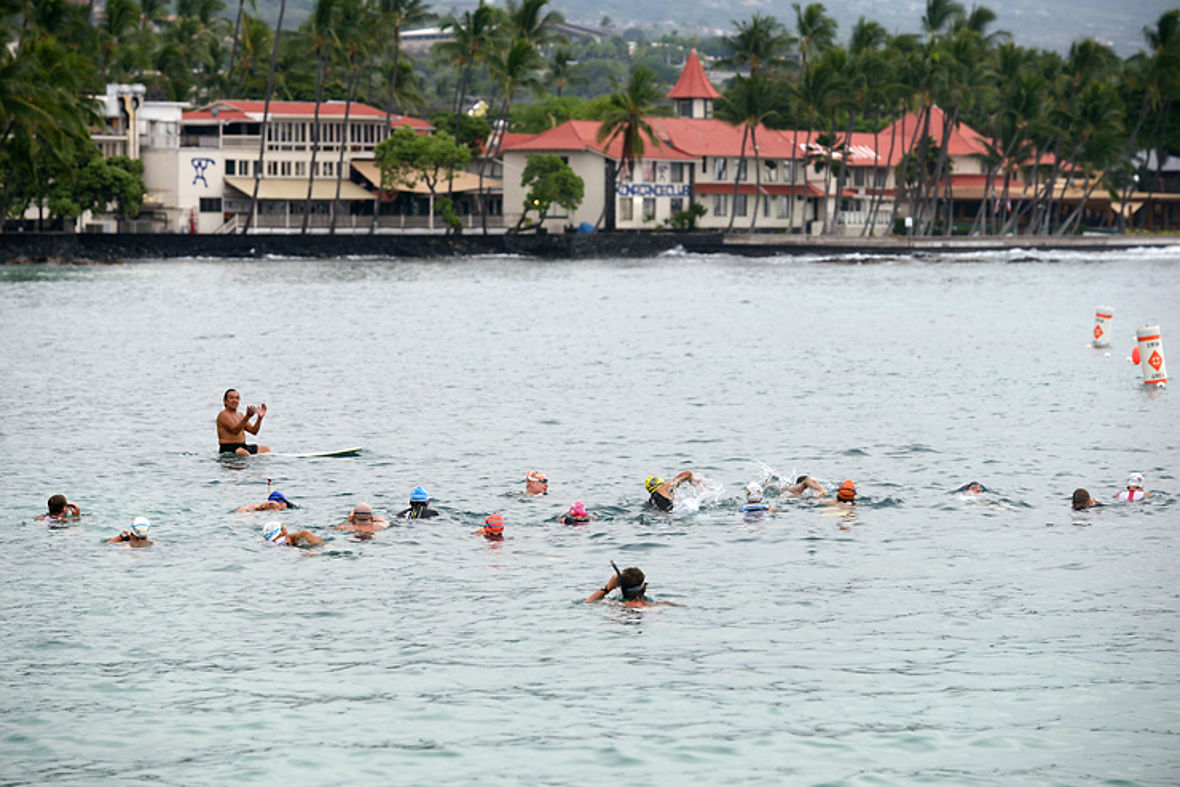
229, 213, 504, 231
837, 210, 892, 226
213, 214, 241, 235
180, 136, 222, 148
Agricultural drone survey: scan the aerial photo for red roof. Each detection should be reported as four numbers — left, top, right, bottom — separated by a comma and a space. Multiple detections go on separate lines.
877, 106, 988, 163
666, 49, 722, 100
184, 100, 432, 130
500, 119, 696, 160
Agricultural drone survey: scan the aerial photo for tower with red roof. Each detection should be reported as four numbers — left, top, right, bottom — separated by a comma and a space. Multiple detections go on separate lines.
666, 50, 721, 120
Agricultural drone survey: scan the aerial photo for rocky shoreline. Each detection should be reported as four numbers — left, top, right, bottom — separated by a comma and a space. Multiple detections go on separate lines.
0, 231, 1176, 263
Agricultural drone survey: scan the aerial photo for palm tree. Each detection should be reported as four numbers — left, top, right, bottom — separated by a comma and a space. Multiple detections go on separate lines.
792, 2, 837, 74
480, 37, 545, 232
506, 0, 565, 47
721, 13, 795, 77
436, 1, 501, 141
242, 0, 286, 234
548, 48, 583, 97
793, 56, 843, 233
301, 0, 338, 234
595, 66, 664, 229
715, 73, 785, 231
328, 0, 375, 235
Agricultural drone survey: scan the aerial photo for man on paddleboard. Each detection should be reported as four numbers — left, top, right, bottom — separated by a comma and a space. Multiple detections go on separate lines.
217, 389, 270, 455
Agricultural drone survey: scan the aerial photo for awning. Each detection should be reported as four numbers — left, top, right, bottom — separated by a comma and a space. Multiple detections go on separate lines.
351, 160, 499, 194
224, 176, 374, 201
693, 183, 824, 197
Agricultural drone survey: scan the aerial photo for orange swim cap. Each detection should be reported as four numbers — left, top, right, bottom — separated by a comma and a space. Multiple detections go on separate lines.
484, 514, 504, 533
837, 480, 856, 502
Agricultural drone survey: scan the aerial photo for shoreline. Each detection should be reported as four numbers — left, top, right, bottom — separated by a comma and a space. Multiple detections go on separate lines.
0, 231, 1177, 263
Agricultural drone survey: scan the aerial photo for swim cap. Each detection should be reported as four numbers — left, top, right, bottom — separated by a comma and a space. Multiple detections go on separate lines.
484, 514, 504, 533
745, 482, 763, 502
353, 502, 373, 518
526, 470, 548, 484
645, 476, 664, 494
262, 522, 285, 542
410, 486, 430, 503
570, 501, 587, 517
268, 491, 291, 505
1126, 473, 1144, 489
130, 517, 151, 538
837, 480, 856, 502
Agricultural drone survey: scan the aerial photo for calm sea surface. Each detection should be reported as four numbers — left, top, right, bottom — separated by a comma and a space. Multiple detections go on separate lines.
1, 247, 1178, 785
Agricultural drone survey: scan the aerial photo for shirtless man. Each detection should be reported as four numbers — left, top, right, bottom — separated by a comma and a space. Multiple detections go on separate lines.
217, 389, 270, 455
37, 494, 81, 522
336, 502, 390, 533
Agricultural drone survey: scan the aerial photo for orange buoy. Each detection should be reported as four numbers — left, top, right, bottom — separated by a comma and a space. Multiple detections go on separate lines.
1132, 345, 1141, 364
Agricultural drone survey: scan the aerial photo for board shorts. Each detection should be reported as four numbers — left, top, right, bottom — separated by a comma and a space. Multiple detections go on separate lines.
219, 442, 259, 454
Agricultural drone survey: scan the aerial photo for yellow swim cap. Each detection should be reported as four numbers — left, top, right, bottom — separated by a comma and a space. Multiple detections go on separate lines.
645, 476, 664, 494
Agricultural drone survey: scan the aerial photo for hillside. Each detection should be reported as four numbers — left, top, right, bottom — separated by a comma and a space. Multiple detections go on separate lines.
267, 0, 1171, 56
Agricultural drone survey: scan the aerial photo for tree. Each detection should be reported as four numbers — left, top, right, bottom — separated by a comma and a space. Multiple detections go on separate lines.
512, 153, 584, 232
721, 13, 795, 77
375, 126, 471, 233
792, 2, 836, 74
594, 66, 664, 230
715, 73, 786, 231
242, 0, 286, 234
300, 0, 337, 234
436, 1, 501, 140
481, 37, 545, 231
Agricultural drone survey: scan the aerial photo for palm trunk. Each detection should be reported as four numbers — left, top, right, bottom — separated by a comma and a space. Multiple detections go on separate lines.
728, 125, 748, 232
301, 51, 325, 234
749, 126, 761, 232
833, 113, 855, 236
243, 0, 286, 235
374, 29, 406, 235
225, 0, 246, 100
330, 65, 360, 235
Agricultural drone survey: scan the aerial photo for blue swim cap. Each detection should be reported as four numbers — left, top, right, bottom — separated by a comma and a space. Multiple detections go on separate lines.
410, 486, 430, 503
268, 491, 289, 504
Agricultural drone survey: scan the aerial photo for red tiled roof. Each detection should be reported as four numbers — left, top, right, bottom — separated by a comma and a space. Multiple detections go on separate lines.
877, 106, 988, 163
666, 49, 722, 100
500, 120, 696, 160
183, 100, 433, 130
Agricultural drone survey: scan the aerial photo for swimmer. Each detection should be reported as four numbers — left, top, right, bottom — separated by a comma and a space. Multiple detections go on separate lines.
1114, 473, 1150, 502
740, 483, 775, 516
956, 481, 986, 495
558, 501, 594, 524
235, 490, 296, 512
396, 486, 440, 519
108, 517, 154, 547
262, 521, 324, 547
524, 470, 549, 496
822, 479, 856, 504
217, 388, 270, 455
584, 562, 652, 607
474, 513, 505, 539
336, 502, 389, 532
782, 475, 826, 498
645, 470, 698, 511
37, 494, 81, 522
1072, 488, 1101, 510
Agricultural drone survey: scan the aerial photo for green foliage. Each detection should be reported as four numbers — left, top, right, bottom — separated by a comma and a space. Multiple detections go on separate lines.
49, 154, 147, 221
665, 201, 707, 230
513, 153, 583, 232
429, 111, 492, 151
432, 195, 464, 233
374, 125, 471, 196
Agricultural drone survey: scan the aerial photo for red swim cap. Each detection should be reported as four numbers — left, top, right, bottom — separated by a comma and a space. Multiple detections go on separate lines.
484, 514, 504, 532
837, 480, 856, 502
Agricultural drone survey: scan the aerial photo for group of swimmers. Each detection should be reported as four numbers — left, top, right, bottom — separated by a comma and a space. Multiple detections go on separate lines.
1071, 474, 1152, 510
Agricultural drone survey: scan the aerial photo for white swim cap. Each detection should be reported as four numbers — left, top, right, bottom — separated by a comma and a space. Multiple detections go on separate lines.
262, 522, 285, 542
745, 482, 763, 502
130, 517, 151, 538
1126, 473, 1144, 489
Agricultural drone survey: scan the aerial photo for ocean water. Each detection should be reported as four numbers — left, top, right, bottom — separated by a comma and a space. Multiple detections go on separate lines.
1, 247, 1177, 785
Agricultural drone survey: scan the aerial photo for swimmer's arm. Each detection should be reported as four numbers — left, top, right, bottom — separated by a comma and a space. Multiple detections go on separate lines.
64, 503, 81, 516
672, 470, 696, 487
107, 531, 130, 543
805, 478, 826, 496
585, 574, 619, 603
289, 530, 323, 547
218, 409, 251, 434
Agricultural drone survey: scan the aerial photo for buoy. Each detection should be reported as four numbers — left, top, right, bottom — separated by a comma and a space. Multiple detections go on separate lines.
1135, 325, 1167, 387
1132, 345, 1141, 365
1092, 307, 1113, 348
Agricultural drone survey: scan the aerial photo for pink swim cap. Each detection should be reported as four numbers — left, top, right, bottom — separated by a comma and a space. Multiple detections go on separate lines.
570, 501, 587, 516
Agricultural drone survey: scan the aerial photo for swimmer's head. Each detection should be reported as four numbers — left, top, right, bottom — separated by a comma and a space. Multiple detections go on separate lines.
618, 567, 647, 600
524, 471, 548, 492
796, 475, 809, 484
262, 521, 285, 542
1126, 473, 1144, 490
352, 503, 373, 522
410, 486, 430, 504
1071, 488, 1094, 510
268, 491, 294, 508
483, 513, 504, 535
836, 480, 856, 502
223, 388, 238, 405
569, 501, 587, 517
745, 482, 763, 503
129, 517, 151, 539
47, 494, 67, 515
963, 481, 983, 494
644, 476, 664, 494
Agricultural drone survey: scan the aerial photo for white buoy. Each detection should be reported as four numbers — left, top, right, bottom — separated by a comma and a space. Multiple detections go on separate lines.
1136, 325, 1167, 387
1092, 307, 1113, 347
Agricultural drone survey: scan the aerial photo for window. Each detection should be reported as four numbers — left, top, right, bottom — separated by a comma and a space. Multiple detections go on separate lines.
776, 195, 788, 218
280, 161, 291, 176
642, 198, 656, 221
713, 157, 727, 180
676, 99, 692, 117
852, 167, 865, 187
874, 167, 888, 187
670, 163, 684, 183
295, 162, 306, 177
670, 197, 684, 214
642, 161, 656, 181
253, 160, 261, 176
225, 160, 236, 175
763, 196, 770, 217
266, 161, 278, 176
323, 161, 334, 176
763, 160, 777, 183
199, 197, 222, 213
735, 194, 748, 216
618, 197, 634, 221
713, 194, 727, 216
737, 160, 748, 181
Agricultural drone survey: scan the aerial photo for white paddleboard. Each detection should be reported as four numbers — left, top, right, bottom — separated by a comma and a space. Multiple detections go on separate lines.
286, 446, 364, 458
